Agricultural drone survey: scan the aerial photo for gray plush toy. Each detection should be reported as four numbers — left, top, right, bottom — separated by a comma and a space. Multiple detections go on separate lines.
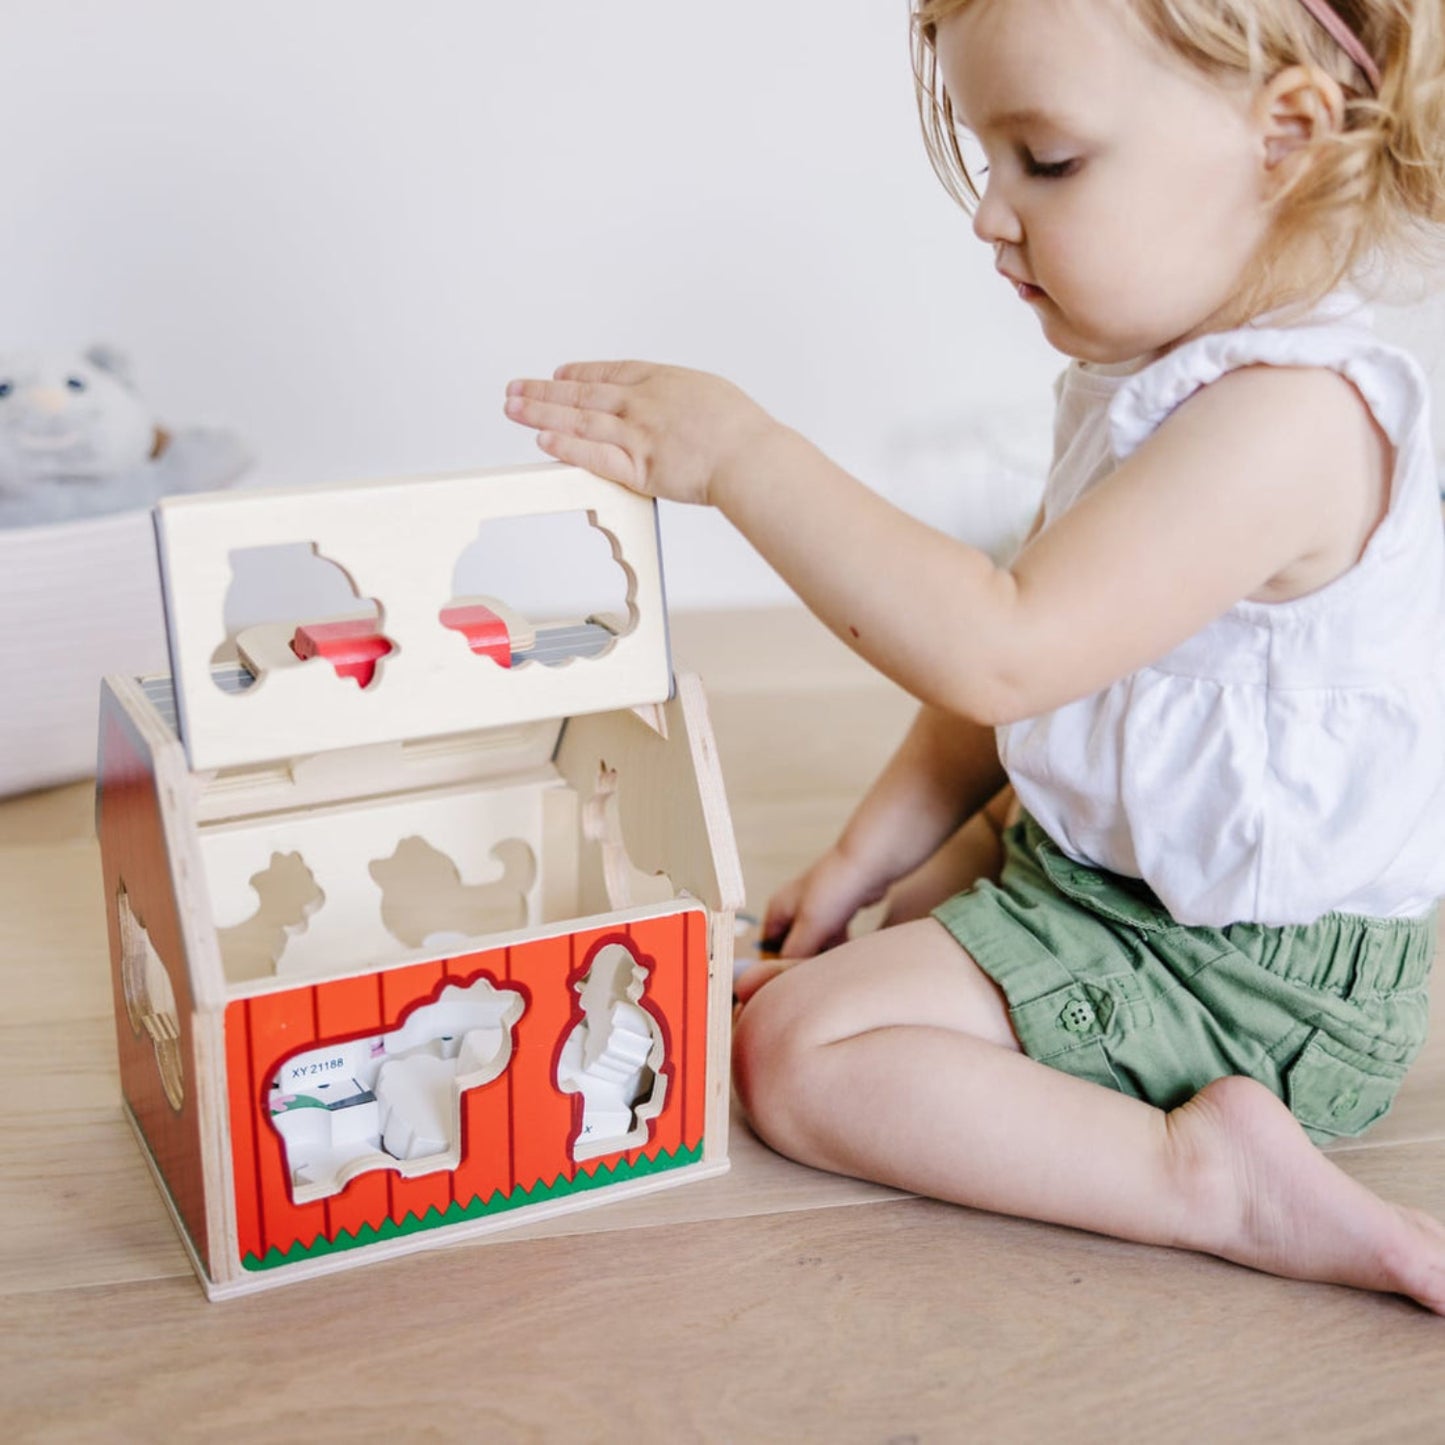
0, 345, 251, 528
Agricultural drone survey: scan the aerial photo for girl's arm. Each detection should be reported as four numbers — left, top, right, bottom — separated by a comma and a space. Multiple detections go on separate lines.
764, 702, 1007, 958
761, 498, 1043, 957
504, 359, 1379, 723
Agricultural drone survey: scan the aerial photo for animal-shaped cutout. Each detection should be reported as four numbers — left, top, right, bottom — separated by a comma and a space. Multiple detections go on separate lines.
369, 836, 536, 951
216, 851, 325, 981
557, 941, 668, 1161
581, 762, 676, 911
117, 886, 185, 1110
267, 976, 525, 1201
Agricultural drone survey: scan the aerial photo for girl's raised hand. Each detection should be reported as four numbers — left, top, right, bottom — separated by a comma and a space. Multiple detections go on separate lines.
504, 362, 780, 508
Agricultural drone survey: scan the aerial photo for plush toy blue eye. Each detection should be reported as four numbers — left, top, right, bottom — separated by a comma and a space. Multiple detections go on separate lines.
66, 376, 87, 392
0, 382, 10, 398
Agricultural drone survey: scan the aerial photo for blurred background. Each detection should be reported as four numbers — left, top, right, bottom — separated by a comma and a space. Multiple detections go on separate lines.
4, 0, 1443, 791
10, 0, 1443, 601
9, 1, 1444, 604
1, 0, 1078, 616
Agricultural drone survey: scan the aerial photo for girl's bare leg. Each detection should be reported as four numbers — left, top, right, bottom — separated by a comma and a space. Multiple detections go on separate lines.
733, 919, 1445, 1313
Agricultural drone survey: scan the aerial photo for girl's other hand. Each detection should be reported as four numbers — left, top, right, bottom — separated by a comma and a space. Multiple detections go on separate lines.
736, 848, 884, 1006
733, 955, 792, 1007
504, 362, 780, 508
760, 845, 886, 964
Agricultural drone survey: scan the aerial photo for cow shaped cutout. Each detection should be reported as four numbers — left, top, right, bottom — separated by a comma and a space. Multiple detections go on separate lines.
267, 976, 525, 1203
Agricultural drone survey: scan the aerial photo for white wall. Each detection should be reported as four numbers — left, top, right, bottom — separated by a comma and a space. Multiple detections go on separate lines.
5, 1, 1440, 617
4, 0, 1061, 616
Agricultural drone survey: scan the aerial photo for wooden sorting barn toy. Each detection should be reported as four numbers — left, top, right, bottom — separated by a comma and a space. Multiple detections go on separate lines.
97, 462, 743, 1299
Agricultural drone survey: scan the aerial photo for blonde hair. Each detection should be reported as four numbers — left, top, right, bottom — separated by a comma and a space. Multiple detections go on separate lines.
911, 0, 1445, 313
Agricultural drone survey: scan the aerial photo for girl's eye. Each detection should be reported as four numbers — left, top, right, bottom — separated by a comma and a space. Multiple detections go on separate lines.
1025, 154, 1080, 180
66, 376, 87, 392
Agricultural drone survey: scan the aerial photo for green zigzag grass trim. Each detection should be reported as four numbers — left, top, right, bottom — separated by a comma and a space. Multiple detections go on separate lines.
242, 1139, 705, 1272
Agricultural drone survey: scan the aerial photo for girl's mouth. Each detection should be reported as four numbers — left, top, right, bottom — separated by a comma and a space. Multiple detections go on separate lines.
1017, 282, 1045, 302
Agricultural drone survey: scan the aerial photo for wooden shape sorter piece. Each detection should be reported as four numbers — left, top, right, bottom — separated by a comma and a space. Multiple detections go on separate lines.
155, 462, 672, 771
99, 462, 742, 1299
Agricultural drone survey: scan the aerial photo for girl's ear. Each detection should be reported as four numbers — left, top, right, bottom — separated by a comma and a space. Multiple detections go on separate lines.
1256, 64, 1345, 175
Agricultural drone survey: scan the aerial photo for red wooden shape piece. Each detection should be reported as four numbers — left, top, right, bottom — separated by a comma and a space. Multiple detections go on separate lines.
291, 603, 510, 688
291, 618, 394, 688
439, 602, 511, 668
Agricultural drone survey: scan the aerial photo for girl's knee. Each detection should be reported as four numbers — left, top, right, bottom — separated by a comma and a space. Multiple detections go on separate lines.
733, 969, 805, 1102
733, 938, 879, 1072
732, 966, 837, 1148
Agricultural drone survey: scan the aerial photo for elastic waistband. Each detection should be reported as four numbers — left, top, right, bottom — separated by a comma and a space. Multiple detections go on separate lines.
1232, 907, 1437, 999
1015, 814, 1437, 998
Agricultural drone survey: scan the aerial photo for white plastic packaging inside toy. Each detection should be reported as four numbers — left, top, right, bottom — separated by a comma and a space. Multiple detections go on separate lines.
267, 946, 669, 1199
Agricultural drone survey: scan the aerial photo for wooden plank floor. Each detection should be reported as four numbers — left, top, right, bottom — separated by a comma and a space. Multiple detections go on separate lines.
3, 608, 1442, 1443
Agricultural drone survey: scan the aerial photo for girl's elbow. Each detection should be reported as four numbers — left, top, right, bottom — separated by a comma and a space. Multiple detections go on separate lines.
972, 686, 1039, 730
934, 670, 1037, 730
948, 580, 1050, 726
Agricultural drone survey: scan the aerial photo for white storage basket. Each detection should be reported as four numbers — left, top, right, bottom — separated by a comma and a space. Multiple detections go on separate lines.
1, 508, 169, 796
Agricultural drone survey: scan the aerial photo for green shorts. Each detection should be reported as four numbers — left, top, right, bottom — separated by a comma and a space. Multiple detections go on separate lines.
932, 815, 1435, 1145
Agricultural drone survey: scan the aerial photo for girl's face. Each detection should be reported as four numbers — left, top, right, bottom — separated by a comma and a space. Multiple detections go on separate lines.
936, 0, 1277, 363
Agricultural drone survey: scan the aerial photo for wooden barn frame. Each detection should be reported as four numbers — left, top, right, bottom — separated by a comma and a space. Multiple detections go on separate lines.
97, 463, 742, 1299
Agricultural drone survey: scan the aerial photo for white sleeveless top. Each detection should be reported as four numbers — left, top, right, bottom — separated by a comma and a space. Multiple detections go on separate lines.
997, 298, 1445, 926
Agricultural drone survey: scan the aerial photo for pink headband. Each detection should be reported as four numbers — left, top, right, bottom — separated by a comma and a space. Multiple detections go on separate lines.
1295, 0, 1382, 93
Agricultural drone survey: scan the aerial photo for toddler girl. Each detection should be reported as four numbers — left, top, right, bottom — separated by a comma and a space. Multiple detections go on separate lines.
505, 0, 1445, 1312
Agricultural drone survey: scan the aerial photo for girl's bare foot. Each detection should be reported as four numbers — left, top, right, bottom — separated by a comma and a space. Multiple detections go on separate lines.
1168, 1075, 1445, 1313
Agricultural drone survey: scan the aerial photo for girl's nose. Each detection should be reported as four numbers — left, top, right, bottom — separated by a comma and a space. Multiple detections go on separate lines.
971, 178, 1023, 248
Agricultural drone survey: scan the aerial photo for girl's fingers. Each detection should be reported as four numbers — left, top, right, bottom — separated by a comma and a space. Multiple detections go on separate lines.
533, 429, 640, 489
503, 392, 628, 447
554, 360, 651, 386
733, 958, 791, 1005
760, 903, 790, 949
776, 904, 844, 959
505, 377, 629, 415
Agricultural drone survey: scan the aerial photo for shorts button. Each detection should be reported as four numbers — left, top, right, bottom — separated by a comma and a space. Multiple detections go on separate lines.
1329, 1087, 1361, 1119
1058, 998, 1097, 1034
